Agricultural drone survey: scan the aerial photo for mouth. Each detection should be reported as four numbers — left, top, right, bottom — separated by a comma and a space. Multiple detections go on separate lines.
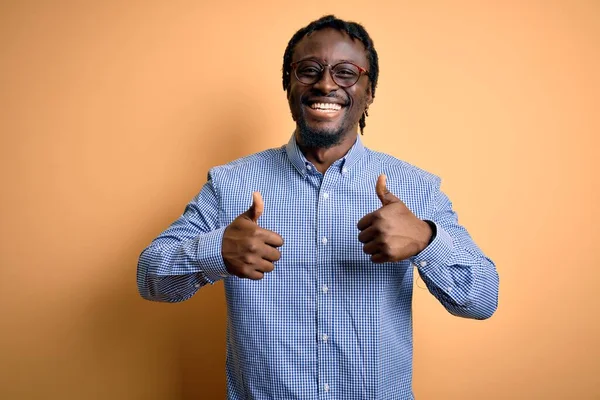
309, 102, 343, 113
303, 99, 347, 119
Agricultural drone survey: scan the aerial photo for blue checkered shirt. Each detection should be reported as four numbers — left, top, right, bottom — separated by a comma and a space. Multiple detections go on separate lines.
137, 135, 499, 399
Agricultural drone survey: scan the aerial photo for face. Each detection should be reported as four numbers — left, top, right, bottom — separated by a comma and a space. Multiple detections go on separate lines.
287, 28, 373, 148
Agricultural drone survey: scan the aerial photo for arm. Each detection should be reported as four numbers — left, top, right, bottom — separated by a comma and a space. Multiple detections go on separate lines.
136, 177, 229, 303
411, 185, 499, 320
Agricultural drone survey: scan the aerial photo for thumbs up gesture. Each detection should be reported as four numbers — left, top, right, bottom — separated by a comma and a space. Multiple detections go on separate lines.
357, 175, 433, 263
222, 192, 284, 279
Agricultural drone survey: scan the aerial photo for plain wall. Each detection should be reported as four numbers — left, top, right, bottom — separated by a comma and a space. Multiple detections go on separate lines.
1, 1, 598, 399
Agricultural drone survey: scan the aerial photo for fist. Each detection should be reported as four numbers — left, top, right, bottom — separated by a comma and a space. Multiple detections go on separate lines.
222, 192, 284, 280
357, 175, 433, 263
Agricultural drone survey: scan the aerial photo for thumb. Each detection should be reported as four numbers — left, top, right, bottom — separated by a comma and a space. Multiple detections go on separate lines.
244, 191, 264, 223
376, 174, 400, 206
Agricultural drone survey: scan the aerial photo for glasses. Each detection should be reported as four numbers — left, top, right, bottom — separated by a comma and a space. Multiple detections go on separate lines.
291, 59, 368, 88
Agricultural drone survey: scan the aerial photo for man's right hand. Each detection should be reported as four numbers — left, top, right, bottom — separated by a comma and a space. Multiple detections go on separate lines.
221, 192, 284, 280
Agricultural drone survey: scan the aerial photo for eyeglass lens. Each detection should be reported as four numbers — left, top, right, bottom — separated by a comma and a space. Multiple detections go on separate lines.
295, 60, 361, 87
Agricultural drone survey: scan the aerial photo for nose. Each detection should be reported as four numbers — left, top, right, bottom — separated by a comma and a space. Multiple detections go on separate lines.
312, 66, 339, 93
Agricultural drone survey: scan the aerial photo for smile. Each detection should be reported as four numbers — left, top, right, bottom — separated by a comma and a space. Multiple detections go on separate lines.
310, 102, 342, 111
308, 102, 343, 114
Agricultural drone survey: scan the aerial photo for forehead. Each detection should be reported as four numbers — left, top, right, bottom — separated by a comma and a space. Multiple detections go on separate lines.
292, 28, 368, 67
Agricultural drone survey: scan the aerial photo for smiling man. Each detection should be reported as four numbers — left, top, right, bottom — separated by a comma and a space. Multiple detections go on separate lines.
137, 15, 499, 400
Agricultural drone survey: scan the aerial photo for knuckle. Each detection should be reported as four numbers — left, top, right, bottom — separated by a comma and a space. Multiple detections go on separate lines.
247, 241, 258, 253
381, 243, 391, 255
250, 227, 261, 238
371, 221, 383, 232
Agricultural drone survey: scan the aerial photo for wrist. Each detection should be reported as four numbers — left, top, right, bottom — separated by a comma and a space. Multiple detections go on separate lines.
415, 220, 436, 254
424, 220, 436, 245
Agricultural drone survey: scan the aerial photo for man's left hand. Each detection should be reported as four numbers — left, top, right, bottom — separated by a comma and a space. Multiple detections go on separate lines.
357, 174, 433, 263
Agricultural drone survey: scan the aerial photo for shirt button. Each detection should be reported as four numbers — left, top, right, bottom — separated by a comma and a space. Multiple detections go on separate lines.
322, 334, 328, 343
420, 261, 428, 267
342, 167, 348, 174
194, 283, 201, 288
447, 287, 453, 292
323, 192, 329, 199
324, 383, 330, 392
322, 284, 328, 293
321, 237, 328, 245
306, 165, 312, 171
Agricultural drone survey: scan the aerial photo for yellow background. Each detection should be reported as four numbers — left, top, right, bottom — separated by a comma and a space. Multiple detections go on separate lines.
1, 1, 598, 399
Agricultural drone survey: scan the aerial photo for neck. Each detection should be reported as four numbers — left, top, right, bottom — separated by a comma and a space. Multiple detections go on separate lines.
295, 129, 358, 174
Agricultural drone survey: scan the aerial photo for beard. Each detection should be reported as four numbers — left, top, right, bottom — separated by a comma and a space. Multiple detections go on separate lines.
291, 89, 362, 149
296, 104, 356, 149
296, 118, 345, 149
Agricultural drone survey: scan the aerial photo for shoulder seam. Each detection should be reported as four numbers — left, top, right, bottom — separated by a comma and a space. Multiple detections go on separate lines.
367, 149, 440, 185
211, 146, 285, 171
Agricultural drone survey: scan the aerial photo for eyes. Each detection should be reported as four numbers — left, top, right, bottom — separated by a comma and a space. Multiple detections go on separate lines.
293, 60, 366, 87
298, 65, 321, 77
296, 61, 360, 78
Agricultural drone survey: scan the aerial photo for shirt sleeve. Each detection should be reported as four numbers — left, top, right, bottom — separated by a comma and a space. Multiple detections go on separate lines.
410, 182, 499, 319
136, 175, 230, 303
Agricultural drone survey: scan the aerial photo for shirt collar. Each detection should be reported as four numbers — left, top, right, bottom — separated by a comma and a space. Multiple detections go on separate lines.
285, 134, 367, 177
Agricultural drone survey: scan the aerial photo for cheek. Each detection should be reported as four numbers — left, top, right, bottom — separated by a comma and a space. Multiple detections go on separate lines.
287, 86, 305, 118
348, 94, 366, 115
348, 89, 370, 113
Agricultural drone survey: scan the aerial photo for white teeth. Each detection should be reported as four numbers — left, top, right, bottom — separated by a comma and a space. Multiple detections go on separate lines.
310, 102, 342, 111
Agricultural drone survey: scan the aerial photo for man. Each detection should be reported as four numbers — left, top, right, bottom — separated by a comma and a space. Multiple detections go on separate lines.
137, 15, 499, 399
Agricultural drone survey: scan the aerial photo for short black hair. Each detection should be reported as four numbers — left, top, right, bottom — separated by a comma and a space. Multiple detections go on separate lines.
282, 15, 379, 134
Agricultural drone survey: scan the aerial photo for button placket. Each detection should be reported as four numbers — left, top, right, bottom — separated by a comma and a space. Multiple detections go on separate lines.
316, 174, 337, 398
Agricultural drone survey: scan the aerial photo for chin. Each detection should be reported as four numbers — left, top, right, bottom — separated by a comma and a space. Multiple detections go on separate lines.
297, 120, 345, 149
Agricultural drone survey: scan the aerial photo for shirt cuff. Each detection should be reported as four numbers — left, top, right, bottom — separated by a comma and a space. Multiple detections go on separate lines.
193, 227, 231, 283
410, 221, 454, 274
